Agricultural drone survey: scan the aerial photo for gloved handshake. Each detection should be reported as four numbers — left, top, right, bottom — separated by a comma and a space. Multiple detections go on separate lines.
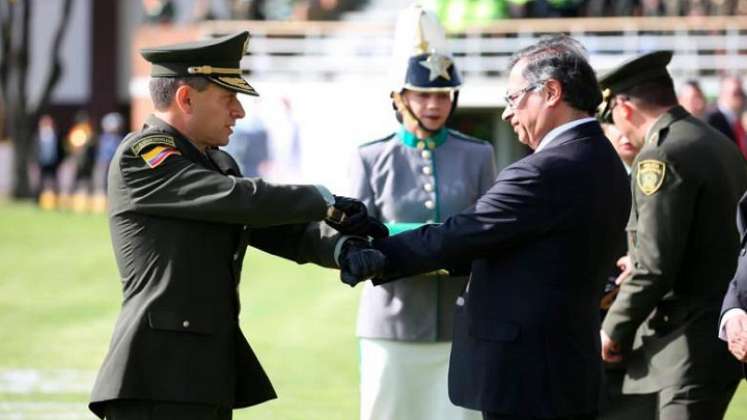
338, 238, 388, 287
324, 196, 389, 286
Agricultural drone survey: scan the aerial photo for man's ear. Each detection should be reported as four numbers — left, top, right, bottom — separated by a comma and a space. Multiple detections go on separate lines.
618, 99, 634, 122
174, 84, 193, 114
544, 79, 562, 107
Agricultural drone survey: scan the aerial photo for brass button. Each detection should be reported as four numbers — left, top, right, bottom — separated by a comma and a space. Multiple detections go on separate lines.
422, 166, 432, 175
182, 320, 190, 328
424, 200, 435, 209
424, 183, 433, 192
421, 150, 432, 160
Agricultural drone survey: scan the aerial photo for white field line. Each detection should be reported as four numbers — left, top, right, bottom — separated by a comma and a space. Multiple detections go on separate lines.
0, 402, 94, 419
0, 369, 97, 418
0, 369, 96, 394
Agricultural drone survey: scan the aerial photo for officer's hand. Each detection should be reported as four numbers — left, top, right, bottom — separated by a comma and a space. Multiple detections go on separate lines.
614, 255, 633, 285
725, 313, 747, 362
600, 330, 623, 363
325, 196, 389, 239
728, 331, 747, 362
338, 239, 388, 287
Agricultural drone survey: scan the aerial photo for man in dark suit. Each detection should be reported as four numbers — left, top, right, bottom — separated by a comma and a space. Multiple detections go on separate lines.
599, 51, 747, 420
345, 35, 630, 420
88, 32, 385, 420
705, 75, 746, 157
720, 191, 747, 369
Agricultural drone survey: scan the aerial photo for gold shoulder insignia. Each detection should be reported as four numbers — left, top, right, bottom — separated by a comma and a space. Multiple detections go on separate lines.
130, 134, 176, 156
637, 159, 666, 195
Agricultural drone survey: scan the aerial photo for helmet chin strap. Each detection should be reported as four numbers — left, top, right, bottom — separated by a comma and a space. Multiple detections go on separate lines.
391, 91, 435, 139
391, 90, 460, 139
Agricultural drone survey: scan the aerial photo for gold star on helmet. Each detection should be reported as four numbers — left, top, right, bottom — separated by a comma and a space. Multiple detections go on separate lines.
419, 54, 452, 82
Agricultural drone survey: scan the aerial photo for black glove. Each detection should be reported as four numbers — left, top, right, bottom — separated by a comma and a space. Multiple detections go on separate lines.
325, 195, 389, 239
339, 239, 388, 287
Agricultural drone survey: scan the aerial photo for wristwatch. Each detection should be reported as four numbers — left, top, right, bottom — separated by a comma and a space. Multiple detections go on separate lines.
314, 185, 345, 222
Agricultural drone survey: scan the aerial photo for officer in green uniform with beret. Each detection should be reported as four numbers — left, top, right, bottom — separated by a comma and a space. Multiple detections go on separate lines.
88, 31, 386, 420
598, 50, 747, 420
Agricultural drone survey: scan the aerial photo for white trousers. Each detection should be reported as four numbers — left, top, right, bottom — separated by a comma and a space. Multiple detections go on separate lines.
359, 338, 482, 420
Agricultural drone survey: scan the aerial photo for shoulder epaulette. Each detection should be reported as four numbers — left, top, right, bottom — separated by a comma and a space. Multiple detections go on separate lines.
358, 133, 396, 149
448, 129, 489, 145
130, 133, 177, 156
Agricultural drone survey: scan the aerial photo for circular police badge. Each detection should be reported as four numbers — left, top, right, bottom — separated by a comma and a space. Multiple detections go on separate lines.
637, 159, 666, 195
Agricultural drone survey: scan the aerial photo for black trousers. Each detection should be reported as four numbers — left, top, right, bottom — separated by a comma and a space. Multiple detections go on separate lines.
482, 411, 597, 420
102, 399, 232, 420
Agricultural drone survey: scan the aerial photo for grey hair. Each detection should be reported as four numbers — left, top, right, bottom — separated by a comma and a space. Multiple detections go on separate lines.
149, 77, 211, 111
508, 35, 602, 115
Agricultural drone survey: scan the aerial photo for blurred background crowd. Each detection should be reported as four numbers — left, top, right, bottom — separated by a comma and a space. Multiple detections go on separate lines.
0, 0, 746, 213
142, 0, 747, 22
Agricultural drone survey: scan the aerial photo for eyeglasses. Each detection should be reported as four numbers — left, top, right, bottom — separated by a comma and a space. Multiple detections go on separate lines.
504, 81, 545, 109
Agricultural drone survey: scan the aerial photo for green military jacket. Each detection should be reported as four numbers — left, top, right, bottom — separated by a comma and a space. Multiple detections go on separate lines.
602, 106, 747, 393
89, 115, 340, 418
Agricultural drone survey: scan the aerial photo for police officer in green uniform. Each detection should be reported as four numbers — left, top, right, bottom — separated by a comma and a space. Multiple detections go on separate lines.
88, 31, 386, 420
598, 51, 747, 420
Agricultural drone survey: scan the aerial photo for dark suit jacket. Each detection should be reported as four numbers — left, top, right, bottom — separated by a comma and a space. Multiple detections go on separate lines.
374, 121, 630, 418
89, 116, 339, 418
721, 191, 747, 379
706, 108, 737, 144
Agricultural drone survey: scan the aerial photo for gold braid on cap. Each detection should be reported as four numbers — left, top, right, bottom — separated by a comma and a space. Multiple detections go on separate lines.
187, 65, 242, 75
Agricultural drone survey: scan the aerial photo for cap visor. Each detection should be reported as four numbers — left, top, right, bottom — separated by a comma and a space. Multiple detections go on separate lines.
209, 76, 259, 96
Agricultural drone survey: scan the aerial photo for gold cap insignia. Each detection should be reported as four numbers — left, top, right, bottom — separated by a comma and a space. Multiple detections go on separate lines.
637, 159, 666, 195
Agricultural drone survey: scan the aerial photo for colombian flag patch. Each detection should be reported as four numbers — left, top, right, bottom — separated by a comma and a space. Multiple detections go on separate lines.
141, 145, 181, 168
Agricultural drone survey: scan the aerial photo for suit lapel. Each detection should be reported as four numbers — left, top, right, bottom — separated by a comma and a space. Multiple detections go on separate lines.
737, 193, 747, 239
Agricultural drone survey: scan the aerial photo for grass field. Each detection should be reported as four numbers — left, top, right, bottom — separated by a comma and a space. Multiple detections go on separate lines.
0, 201, 745, 419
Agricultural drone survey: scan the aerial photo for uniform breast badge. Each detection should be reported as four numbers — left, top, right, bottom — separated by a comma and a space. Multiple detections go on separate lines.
637, 159, 666, 195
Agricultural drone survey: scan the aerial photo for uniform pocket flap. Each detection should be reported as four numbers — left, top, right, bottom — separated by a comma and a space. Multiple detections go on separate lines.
148, 310, 214, 335
469, 320, 520, 342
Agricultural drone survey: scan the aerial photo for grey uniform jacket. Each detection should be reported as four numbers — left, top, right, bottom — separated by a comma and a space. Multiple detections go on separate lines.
351, 129, 496, 341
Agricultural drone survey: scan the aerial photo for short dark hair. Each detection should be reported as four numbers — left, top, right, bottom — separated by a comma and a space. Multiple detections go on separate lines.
509, 35, 602, 115
620, 75, 678, 109
149, 77, 210, 110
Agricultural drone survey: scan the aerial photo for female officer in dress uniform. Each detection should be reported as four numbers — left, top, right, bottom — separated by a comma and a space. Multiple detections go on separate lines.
349, 6, 497, 420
